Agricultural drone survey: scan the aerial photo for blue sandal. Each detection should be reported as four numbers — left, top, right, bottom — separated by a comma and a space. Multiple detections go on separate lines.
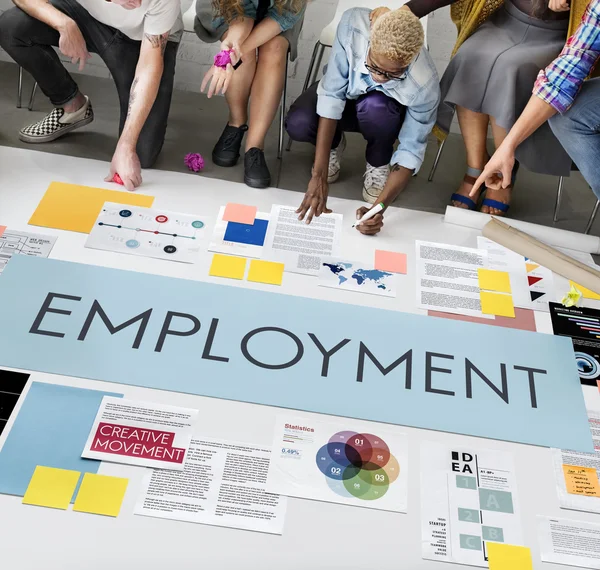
481, 195, 510, 214
450, 169, 485, 210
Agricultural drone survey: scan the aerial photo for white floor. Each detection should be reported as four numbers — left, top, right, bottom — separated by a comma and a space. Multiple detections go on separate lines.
0, 146, 598, 569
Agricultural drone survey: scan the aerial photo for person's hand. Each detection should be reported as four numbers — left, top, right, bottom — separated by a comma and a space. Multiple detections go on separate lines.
296, 172, 331, 224
105, 144, 142, 191
355, 206, 384, 235
549, 0, 570, 12
200, 40, 240, 98
369, 6, 391, 26
58, 19, 91, 71
470, 141, 516, 197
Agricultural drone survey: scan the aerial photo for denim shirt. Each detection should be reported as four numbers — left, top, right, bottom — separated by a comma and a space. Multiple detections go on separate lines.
317, 8, 440, 172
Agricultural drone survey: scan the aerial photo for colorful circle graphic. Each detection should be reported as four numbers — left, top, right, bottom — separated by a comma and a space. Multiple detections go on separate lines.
315, 431, 399, 500
192, 220, 204, 229
119, 210, 132, 217
156, 215, 169, 223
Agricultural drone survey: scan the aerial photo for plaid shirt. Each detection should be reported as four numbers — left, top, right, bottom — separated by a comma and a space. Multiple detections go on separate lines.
533, 0, 600, 114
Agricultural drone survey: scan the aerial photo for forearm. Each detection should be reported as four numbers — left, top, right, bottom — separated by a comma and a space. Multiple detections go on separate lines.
239, 17, 281, 56
225, 17, 254, 47
378, 165, 413, 206
503, 95, 557, 151
312, 117, 338, 177
13, 0, 72, 31
118, 63, 163, 150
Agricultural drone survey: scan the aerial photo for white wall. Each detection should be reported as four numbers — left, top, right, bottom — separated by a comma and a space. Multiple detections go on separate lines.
0, 0, 458, 110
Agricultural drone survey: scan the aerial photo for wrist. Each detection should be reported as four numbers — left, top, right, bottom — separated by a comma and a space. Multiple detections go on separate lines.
311, 166, 327, 180
56, 16, 76, 34
116, 138, 136, 154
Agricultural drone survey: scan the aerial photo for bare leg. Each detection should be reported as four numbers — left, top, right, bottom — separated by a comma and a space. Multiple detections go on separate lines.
452, 106, 490, 208
245, 35, 288, 151
222, 22, 256, 127
481, 117, 511, 215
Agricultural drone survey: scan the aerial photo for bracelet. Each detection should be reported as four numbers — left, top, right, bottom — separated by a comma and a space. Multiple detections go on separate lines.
233, 59, 243, 70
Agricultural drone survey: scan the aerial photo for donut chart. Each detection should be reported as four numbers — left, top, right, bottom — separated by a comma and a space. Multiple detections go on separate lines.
316, 431, 399, 500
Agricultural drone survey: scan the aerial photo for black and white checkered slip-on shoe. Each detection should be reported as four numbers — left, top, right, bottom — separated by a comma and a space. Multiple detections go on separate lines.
19, 96, 94, 144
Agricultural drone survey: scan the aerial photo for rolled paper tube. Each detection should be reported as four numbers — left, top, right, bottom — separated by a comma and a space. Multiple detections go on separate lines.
444, 205, 600, 254
482, 218, 600, 295
214, 49, 233, 68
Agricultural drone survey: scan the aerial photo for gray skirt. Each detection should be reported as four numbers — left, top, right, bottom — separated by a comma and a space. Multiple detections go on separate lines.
438, 0, 571, 176
194, 0, 304, 61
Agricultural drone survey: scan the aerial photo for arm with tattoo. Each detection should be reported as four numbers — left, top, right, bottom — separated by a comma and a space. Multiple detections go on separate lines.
107, 31, 169, 190
118, 32, 169, 150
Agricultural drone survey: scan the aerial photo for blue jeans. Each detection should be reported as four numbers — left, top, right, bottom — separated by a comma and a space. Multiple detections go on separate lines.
549, 78, 600, 200
0, 0, 178, 168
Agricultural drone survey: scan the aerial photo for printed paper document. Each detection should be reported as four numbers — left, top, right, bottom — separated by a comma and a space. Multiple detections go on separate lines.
416, 241, 489, 318
0, 229, 56, 275
82, 397, 198, 470
135, 438, 286, 534
538, 516, 600, 568
263, 205, 342, 275
421, 441, 523, 567
552, 410, 600, 513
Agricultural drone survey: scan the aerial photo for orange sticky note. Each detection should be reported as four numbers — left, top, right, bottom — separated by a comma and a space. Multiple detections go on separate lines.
563, 464, 600, 497
29, 182, 154, 233
374, 250, 407, 274
223, 203, 257, 225
0, 226, 6, 238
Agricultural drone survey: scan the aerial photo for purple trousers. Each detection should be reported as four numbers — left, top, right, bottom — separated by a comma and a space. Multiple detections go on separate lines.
285, 82, 406, 167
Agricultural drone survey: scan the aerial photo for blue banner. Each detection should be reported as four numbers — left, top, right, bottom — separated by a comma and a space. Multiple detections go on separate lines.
0, 255, 592, 451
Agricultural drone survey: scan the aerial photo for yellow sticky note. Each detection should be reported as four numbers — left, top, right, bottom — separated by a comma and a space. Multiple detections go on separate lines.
247, 259, 284, 286
29, 182, 154, 233
570, 281, 600, 300
22, 466, 81, 510
488, 543, 533, 570
563, 464, 600, 496
209, 253, 247, 280
480, 291, 515, 318
73, 473, 128, 517
478, 269, 512, 293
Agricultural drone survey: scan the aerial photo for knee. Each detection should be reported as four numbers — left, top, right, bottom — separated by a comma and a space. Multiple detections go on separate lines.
258, 36, 289, 63
285, 106, 313, 141
0, 8, 29, 48
357, 93, 402, 129
138, 145, 161, 169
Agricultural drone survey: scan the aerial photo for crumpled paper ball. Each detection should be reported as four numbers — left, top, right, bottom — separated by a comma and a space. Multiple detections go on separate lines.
561, 283, 582, 307
184, 153, 204, 172
214, 49, 233, 68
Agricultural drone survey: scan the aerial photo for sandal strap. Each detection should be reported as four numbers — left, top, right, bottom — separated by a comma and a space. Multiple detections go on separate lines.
482, 198, 510, 212
450, 193, 477, 210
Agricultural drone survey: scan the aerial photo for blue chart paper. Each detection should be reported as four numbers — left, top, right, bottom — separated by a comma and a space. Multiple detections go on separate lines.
0, 256, 592, 451
0, 381, 122, 499
224, 219, 268, 246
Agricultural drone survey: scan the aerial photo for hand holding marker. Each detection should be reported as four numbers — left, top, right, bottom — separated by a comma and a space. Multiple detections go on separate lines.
353, 202, 385, 228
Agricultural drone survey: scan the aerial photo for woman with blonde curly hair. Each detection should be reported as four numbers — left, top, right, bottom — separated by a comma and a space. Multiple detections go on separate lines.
195, 0, 306, 188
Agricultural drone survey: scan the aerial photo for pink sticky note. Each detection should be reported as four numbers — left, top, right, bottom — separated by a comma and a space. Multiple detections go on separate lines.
374, 250, 407, 274
223, 203, 257, 225
0, 226, 5, 238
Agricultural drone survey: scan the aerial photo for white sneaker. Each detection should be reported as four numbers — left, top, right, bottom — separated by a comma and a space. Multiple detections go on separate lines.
19, 96, 94, 144
362, 162, 390, 204
327, 133, 346, 183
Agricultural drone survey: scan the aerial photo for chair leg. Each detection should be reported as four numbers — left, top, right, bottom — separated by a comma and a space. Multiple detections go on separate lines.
428, 138, 446, 182
278, 56, 289, 161
17, 66, 23, 109
553, 176, 565, 223
286, 42, 322, 153
28, 82, 38, 111
585, 199, 600, 235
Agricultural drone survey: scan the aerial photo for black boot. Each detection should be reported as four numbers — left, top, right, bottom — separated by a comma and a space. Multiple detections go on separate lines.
212, 124, 248, 167
244, 147, 271, 188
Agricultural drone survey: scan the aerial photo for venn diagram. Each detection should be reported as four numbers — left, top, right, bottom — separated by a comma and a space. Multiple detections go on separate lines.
316, 431, 400, 500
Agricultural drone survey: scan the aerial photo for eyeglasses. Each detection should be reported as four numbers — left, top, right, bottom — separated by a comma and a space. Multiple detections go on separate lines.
364, 62, 408, 81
